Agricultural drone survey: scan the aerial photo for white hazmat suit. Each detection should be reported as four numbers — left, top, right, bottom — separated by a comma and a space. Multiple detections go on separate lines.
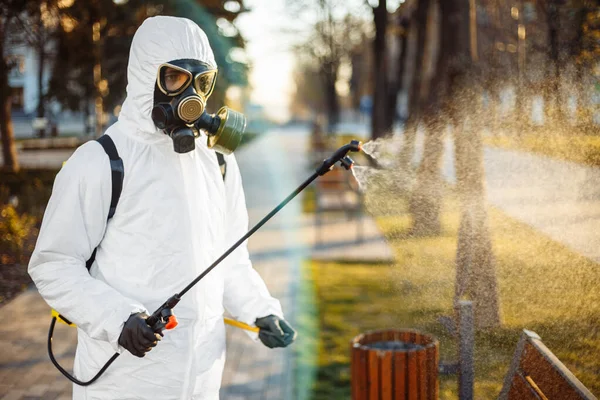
28, 16, 283, 400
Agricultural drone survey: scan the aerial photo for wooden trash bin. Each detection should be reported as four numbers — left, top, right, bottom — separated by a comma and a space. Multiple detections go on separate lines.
351, 329, 439, 400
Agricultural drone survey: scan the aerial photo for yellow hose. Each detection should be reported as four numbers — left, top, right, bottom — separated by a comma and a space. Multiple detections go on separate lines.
51, 310, 260, 333
52, 310, 259, 333
223, 317, 260, 333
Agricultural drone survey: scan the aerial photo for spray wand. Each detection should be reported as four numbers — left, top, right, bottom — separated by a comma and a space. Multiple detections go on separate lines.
49, 140, 363, 385
146, 140, 362, 330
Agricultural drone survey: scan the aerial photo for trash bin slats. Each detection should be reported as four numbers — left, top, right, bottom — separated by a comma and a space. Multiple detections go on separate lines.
351, 329, 439, 400
381, 351, 393, 400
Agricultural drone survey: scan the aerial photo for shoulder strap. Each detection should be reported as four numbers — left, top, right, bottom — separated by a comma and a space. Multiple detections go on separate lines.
96, 135, 124, 219
86, 135, 124, 271
216, 152, 227, 181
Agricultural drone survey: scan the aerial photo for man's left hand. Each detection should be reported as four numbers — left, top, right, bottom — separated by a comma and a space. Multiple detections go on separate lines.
255, 315, 297, 348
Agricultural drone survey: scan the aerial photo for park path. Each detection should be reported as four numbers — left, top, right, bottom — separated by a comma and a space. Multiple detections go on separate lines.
439, 136, 600, 263
219, 125, 310, 399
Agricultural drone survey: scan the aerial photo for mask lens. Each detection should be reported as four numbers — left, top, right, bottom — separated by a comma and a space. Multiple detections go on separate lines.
159, 65, 192, 95
194, 71, 217, 98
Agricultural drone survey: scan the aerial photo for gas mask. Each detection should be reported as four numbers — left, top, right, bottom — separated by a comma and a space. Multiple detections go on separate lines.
151, 59, 246, 154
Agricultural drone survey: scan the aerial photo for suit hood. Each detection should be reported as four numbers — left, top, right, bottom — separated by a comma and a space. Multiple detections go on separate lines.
118, 16, 216, 142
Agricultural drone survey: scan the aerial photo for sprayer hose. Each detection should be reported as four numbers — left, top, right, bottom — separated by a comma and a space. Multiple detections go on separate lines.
48, 317, 120, 386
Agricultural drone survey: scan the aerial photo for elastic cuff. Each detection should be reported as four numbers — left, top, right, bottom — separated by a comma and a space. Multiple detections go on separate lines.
247, 308, 285, 343
106, 302, 147, 353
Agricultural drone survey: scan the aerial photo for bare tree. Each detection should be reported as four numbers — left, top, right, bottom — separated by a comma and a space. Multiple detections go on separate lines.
537, 0, 567, 125
365, 0, 389, 139
384, 11, 411, 134
290, 0, 366, 131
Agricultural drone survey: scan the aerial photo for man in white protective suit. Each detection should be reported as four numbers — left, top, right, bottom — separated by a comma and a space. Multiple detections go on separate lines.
28, 16, 295, 399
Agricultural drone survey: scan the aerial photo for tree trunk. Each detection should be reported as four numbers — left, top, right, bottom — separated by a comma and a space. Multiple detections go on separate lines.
514, 76, 527, 134
408, 0, 430, 118
408, 113, 444, 236
0, 23, 19, 172
384, 18, 410, 133
454, 116, 501, 328
325, 67, 339, 132
573, 5, 587, 129
37, 30, 46, 138
371, 0, 388, 139
397, 0, 430, 173
410, 1, 447, 237
547, 3, 564, 125
447, 0, 501, 328
0, 92, 18, 172
484, 0, 503, 136
396, 21, 410, 113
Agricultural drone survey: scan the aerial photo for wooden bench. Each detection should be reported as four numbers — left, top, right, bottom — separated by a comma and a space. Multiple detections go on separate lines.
315, 167, 364, 245
499, 330, 597, 400
309, 127, 364, 245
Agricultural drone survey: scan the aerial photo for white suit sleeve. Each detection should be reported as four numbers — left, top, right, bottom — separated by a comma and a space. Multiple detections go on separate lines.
222, 155, 283, 334
28, 141, 147, 352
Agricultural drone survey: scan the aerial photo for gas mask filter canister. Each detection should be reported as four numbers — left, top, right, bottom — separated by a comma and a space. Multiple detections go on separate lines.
151, 59, 247, 154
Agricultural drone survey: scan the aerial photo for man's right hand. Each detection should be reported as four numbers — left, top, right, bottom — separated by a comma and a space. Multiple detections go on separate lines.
118, 312, 163, 357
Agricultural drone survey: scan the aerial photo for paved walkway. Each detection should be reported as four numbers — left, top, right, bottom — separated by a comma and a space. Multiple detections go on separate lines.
0, 125, 394, 399
0, 289, 75, 400
439, 137, 600, 263
220, 126, 308, 399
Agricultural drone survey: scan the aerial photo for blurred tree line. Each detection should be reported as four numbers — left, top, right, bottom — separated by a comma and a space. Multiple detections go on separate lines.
0, 0, 248, 172
293, 0, 600, 139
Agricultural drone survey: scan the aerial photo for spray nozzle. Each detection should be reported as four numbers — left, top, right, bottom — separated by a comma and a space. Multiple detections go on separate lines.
340, 156, 354, 170
316, 140, 362, 175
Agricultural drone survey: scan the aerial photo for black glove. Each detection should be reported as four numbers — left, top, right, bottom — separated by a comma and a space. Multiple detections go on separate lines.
118, 312, 162, 358
255, 315, 297, 349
